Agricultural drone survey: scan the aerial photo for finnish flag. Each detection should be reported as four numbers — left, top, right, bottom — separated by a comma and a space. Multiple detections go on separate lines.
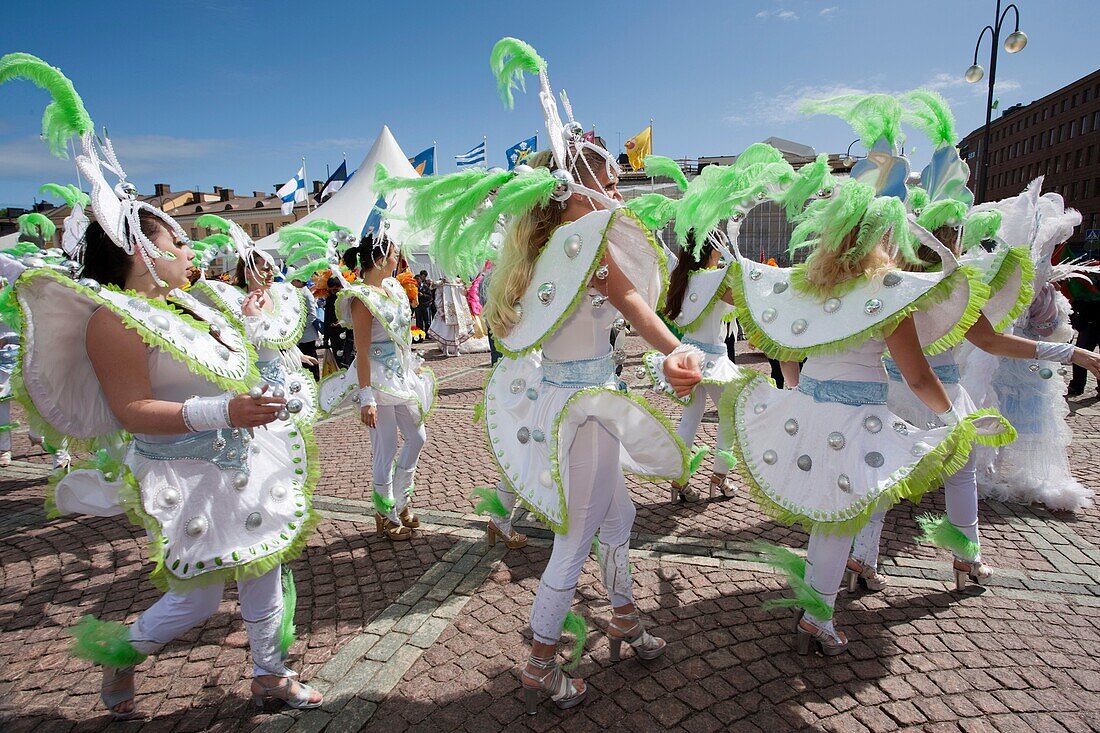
277, 167, 306, 215
454, 141, 486, 168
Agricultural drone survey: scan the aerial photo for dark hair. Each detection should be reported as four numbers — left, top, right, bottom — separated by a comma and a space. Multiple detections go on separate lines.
326, 276, 341, 289
664, 230, 715, 320
80, 212, 171, 288
343, 233, 391, 272
233, 251, 273, 287
904, 226, 960, 273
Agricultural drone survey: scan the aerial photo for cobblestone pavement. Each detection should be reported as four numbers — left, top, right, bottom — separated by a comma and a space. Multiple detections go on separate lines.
2, 339, 1100, 732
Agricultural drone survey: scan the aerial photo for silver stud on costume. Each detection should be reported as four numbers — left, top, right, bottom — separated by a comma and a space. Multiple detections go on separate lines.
1039, 367, 1053, 379
532, 429, 545, 442
517, 427, 531, 444
245, 512, 263, 531
761, 308, 778, 323
749, 269, 762, 280
864, 451, 885, 468
185, 516, 208, 537
892, 421, 909, 435
864, 298, 883, 315
827, 432, 845, 450
796, 454, 812, 471
689, 293, 698, 302
823, 298, 841, 314
863, 416, 882, 433
773, 282, 788, 294
564, 234, 583, 258
286, 398, 303, 414
158, 488, 181, 508
754, 403, 767, 414
883, 272, 902, 287
762, 450, 778, 465
233, 471, 249, 490
289, 381, 302, 394
77, 277, 101, 291
150, 313, 170, 331
837, 474, 852, 492
271, 485, 288, 500
591, 295, 608, 308
791, 319, 808, 335
784, 418, 799, 436
526, 388, 538, 401
595, 265, 609, 280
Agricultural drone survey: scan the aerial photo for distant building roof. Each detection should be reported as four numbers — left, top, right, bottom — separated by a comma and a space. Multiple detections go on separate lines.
760, 137, 817, 158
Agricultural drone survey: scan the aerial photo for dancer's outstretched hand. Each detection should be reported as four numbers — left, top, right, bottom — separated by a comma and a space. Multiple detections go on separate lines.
229, 386, 286, 427
360, 405, 378, 428
1072, 348, 1100, 379
663, 352, 702, 398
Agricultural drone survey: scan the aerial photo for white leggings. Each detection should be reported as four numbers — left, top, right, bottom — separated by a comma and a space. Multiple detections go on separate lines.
0, 398, 10, 452
129, 566, 291, 677
675, 384, 733, 475
850, 455, 982, 568
530, 418, 637, 645
805, 529, 852, 627
368, 403, 427, 484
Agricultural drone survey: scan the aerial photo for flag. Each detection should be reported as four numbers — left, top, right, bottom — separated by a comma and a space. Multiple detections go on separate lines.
410, 146, 435, 176
582, 129, 596, 143
505, 135, 537, 170
316, 161, 348, 203
277, 167, 306, 215
624, 125, 652, 171
455, 140, 486, 168
362, 196, 388, 238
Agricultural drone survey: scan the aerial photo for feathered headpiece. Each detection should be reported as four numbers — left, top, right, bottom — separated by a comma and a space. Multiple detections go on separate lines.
38, 182, 91, 258
277, 219, 357, 285
195, 214, 276, 283
901, 90, 974, 234
0, 53, 188, 287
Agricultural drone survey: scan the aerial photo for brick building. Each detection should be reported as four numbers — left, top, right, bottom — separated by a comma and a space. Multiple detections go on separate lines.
959, 68, 1100, 252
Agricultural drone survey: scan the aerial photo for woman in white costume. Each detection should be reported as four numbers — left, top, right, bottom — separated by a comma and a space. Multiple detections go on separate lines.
848, 91, 1100, 593
430, 275, 474, 356
1, 54, 322, 717
715, 93, 1014, 655
378, 38, 702, 713
190, 214, 319, 425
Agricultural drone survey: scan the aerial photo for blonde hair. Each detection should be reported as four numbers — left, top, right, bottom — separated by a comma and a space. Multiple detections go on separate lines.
484, 145, 612, 336
901, 225, 959, 273
802, 230, 895, 292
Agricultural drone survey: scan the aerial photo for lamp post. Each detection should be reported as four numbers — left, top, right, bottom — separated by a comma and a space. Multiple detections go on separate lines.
843, 138, 862, 167
965, 0, 1028, 203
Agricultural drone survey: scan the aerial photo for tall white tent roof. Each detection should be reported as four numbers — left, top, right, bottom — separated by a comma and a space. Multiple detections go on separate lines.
254, 125, 424, 257
0, 232, 19, 250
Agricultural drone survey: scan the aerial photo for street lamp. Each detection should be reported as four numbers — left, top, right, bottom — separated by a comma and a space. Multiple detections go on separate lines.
965, 0, 1027, 203
843, 138, 862, 167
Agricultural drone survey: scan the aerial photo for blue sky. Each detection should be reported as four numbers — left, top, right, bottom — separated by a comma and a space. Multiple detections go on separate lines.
1, 0, 1097, 207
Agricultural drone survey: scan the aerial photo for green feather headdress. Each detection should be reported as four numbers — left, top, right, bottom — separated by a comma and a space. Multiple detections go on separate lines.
802, 93, 905, 152
916, 198, 968, 233
625, 193, 679, 231
17, 212, 56, 242
643, 155, 688, 192
489, 37, 547, 109
0, 52, 94, 157
907, 186, 930, 214
778, 154, 835, 218
38, 182, 89, 209
789, 179, 918, 265
960, 210, 1003, 252
902, 89, 956, 148
278, 219, 357, 284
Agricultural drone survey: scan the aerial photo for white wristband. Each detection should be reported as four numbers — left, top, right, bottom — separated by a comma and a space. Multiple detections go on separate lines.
1035, 341, 1075, 364
356, 386, 376, 407
936, 407, 961, 426
182, 395, 233, 432
669, 342, 704, 362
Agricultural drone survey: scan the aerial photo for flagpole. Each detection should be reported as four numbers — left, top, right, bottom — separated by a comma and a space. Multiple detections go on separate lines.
650, 118, 654, 155
432, 141, 437, 176
302, 156, 312, 213
483, 135, 487, 168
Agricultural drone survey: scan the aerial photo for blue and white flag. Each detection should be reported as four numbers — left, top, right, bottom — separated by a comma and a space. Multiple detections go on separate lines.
506, 135, 537, 170
454, 140, 486, 168
409, 146, 435, 176
362, 196, 389, 238
316, 161, 348, 203
277, 167, 306, 215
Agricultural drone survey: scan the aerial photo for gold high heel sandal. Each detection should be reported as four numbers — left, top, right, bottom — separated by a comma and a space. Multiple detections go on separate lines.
487, 520, 527, 549
607, 609, 666, 662
953, 558, 993, 590
398, 504, 420, 529
374, 512, 412, 541
521, 653, 586, 715
844, 557, 889, 593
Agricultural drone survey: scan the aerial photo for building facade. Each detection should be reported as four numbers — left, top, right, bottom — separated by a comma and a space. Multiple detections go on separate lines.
959, 68, 1100, 252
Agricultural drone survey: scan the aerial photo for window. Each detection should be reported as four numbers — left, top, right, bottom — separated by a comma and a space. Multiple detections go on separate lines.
1071, 120, 1079, 138
1072, 93, 1079, 107
265, 222, 275, 235
1082, 115, 1090, 135
1061, 99, 1068, 113
1054, 157, 1061, 173
1094, 110, 1100, 130
1085, 87, 1092, 102
250, 223, 260, 237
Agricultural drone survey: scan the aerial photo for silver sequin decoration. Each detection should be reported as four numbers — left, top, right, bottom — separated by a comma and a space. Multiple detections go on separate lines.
761, 308, 778, 323
510, 378, 526, 394
837, 474, 852, 493
245, 512, 263, 531
689, 293, 698, 302
212, 436, 227, 452
791, 319, 808, 335
595, 265, 609, 280
784, 418, 799, 436
289, 381, 302, 394
591, 295, 608, 308
823, 298, 841, 314
883, 272, 903, 287
537, 282, 555, 304
864, 451, 885, 468
1027, 362, 1040, 373
634, 367, 647, 379
517, 427, 531, 444
773, 282, 789, 294
762, 450, 778, 465
864, 298, 883, 315
749, 269, 762, 281
796, 454, 812, 471
185, 516, 207, 537
754, 403, 767, 414
564, 234, 583, 259
893, 421, 909, 435
863, 416, 882, 433
827, 432, 845, 450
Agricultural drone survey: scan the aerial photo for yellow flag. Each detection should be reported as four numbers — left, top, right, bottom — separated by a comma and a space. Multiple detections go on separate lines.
624, 125, 652, 171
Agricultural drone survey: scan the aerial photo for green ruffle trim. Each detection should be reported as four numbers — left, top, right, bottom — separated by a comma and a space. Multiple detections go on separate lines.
192, 281, 308, 351
471, 485, 508, 519
561, 610, 587, 672
916, 513, 980, 561
498, 208, 670, 359
984, 247, 1035, 332
114, 422, 322, 593
718, 372, 1016, 536
678, 266, 737, 333
729, 260, 991, 361
13, 269, 260, 449
68, 616, 148, 668
753, 542, 833, 620
0, 422, 18, 431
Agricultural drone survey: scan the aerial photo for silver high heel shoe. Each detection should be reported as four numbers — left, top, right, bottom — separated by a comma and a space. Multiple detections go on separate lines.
250, 676, 323, 710
607, 609, 666, 662
794, 611, 848, 657
669, 482, 701, 504
844, 557, 889, 593
101, 665, 139, 720
521, 653, 586, 715
953, 558, 993, 590
709, 473, 736, 499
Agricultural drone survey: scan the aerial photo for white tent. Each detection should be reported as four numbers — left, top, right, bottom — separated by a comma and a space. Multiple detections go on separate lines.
0, 232, 19, 250
255, 125, 440, 277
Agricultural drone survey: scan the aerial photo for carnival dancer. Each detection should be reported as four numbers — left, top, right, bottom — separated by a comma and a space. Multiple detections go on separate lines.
848, 91, 1100, 593
377, 38, 701, 713
189, 214, 319, 425
715, 93, 1014, 656
1, 53, 322, 717
430, 275, 474, 356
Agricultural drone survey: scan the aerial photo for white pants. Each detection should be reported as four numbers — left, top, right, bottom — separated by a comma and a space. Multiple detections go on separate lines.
675, 384, 733, 475
368, 403, 426, 485
0, 398, 10, 452
805, 529, 852, 626
850, 455, 982, 567
129, 566, 291, 677
530, 418, 637, 644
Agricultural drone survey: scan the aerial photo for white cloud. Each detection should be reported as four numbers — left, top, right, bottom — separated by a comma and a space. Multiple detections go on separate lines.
777, 9, 799, 20
724, 83, 879, 126
755, 7, 799, 21
819, 6, 838, 16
